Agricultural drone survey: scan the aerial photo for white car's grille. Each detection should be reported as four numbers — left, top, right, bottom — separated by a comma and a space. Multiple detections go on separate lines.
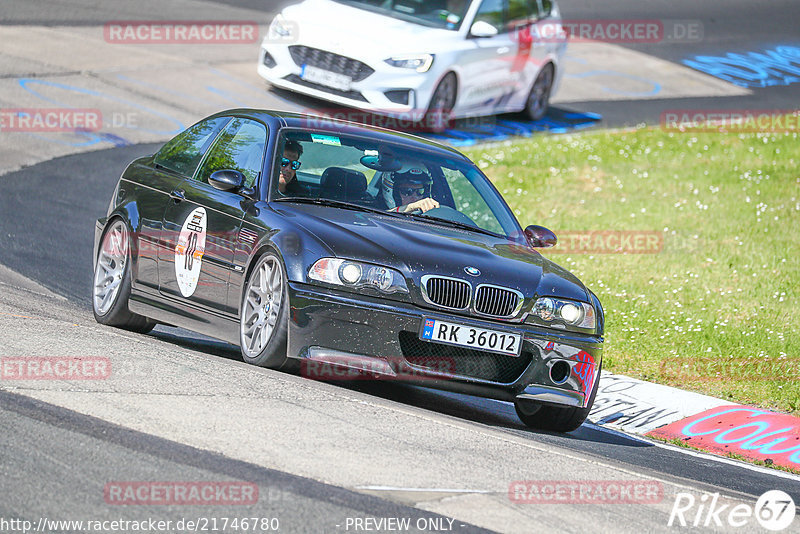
288, 46, 374, 82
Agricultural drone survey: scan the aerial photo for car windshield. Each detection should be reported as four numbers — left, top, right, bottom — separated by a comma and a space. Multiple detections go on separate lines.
331, 0, 471, 30
273, 128, 522, 239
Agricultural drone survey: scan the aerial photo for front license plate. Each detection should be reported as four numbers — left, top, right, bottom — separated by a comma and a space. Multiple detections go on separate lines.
300, 64, 352, 91
420, 318, 522, 357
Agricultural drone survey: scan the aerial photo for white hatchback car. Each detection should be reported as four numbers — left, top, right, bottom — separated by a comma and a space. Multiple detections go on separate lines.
258, 0, 566, 126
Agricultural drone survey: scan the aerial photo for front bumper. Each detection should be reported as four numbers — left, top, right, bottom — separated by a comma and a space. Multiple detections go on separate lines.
287, 282, 602, 408
258, 44, 435, 121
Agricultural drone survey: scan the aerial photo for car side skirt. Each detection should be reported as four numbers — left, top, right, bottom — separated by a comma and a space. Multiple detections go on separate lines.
128, 289, 240, 346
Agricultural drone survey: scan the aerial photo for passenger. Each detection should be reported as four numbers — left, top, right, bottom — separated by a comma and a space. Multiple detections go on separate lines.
383, 167, 440, 213
278, 140, 305, 195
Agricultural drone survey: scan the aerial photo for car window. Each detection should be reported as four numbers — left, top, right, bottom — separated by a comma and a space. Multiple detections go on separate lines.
508, 0, 538, 27
540, 0, 552, 17
331, 0, 470, 30
442, 168, 505, 234
475, 0, 505, 33
275, 129, 520, 238
194, 118, 267, 188
153, 117, 230, 177
277, 135, 377, 195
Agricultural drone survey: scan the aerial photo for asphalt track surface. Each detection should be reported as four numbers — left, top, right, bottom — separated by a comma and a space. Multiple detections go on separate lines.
1, 0, 798, 128
555, 0, 800, 126
2, 0, 800, 532
1, 140, 800, 532
1, 390, 487, 533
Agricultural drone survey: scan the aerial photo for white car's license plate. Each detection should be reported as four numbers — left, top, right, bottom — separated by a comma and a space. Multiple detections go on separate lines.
300, 65, 352, 91
420, 318, 522, 357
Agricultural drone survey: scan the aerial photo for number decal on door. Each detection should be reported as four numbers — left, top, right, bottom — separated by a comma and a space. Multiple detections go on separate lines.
174, 207, 207, 297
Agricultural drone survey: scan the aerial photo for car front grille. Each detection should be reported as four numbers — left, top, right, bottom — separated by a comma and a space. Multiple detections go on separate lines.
288, 45, 374, 82
475, 285, 521, 317
399, 332, 532, 384
424, 276, 470, 310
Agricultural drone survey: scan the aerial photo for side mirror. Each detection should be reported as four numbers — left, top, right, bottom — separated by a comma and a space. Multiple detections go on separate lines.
524, 225, 557, 248
469, 20, 499, 38
209, 169, 245, 191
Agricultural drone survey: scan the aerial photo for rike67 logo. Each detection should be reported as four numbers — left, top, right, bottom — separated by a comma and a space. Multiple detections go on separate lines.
669, 490, 796, 531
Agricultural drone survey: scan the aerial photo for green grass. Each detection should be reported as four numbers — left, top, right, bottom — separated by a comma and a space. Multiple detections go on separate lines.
462, 127, 800, 414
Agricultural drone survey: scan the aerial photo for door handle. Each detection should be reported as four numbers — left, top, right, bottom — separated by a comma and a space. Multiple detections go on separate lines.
169, 189, 185, 202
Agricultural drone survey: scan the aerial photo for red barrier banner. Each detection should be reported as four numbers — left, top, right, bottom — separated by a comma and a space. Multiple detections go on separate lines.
647, 406, 800, 470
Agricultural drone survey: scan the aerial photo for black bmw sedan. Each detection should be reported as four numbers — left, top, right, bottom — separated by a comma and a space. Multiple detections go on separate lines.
92, 109, 604, 432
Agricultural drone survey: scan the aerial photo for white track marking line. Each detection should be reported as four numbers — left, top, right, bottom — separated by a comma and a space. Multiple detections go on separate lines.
355, 486, 493, 494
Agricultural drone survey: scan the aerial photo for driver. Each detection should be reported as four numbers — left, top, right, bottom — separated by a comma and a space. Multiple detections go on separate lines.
382, 167, 440, 214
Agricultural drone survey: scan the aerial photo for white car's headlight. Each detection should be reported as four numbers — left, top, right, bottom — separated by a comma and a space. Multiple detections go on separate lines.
384, 54, 434, 73
268, 14, 296, 41
309, 258, 408, 294
528, 297, 596, 330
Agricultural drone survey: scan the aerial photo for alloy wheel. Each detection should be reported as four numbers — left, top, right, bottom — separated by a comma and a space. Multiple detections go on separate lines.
93, 220, 129, 316
241, 255, 283, 357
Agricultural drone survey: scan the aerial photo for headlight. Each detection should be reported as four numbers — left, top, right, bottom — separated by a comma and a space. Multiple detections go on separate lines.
308, 258, 408, 294
268, 14, 295, 40
384, 54, 434, 73
528, 297, 596, 330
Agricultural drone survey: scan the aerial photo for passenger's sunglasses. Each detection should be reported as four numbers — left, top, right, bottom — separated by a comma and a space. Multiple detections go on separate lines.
281, 157, 302, 170
398, 186, 427, 196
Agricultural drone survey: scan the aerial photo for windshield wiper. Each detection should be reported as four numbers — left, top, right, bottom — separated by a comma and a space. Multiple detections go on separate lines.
274, 196, 388, 216
403, 212, 501, 238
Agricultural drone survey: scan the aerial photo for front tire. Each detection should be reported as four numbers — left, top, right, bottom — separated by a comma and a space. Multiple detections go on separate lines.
524, 63, 554, 121
239, 252, 290, 369
92, 219, 154, 334
423, 72, 457, 133
514, 362, 601, 432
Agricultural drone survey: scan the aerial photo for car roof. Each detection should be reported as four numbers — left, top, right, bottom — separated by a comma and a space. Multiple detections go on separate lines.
207, 108, 471, 162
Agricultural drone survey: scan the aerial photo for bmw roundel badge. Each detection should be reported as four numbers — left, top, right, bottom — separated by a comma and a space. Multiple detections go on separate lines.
464, 266, 480, 276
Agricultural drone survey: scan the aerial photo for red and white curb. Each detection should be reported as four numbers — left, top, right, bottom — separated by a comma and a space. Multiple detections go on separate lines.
589, 372, 800, 473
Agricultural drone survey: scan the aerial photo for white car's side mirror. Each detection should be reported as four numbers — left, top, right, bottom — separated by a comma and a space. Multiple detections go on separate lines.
469, 20, 499, 38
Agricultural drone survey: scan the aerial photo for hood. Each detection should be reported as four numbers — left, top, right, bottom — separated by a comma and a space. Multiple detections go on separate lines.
281, 0, 461, 58
272, 202, 590, 303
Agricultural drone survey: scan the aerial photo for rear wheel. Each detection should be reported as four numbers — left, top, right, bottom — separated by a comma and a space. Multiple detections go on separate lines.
423, 72, 457, 132
239, 253, 290, 369
524, 63, 554, 121
92, 219, 155, 334
514, 362, 601, 432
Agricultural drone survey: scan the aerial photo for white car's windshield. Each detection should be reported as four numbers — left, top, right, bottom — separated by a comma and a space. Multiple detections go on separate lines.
332, 0, 470, 30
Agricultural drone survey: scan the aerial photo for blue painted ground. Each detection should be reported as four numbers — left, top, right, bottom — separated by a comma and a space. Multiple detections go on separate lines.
423, 108, 602, 147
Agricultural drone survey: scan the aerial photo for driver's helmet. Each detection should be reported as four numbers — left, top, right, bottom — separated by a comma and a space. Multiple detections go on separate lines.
381, 165, 432, 209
